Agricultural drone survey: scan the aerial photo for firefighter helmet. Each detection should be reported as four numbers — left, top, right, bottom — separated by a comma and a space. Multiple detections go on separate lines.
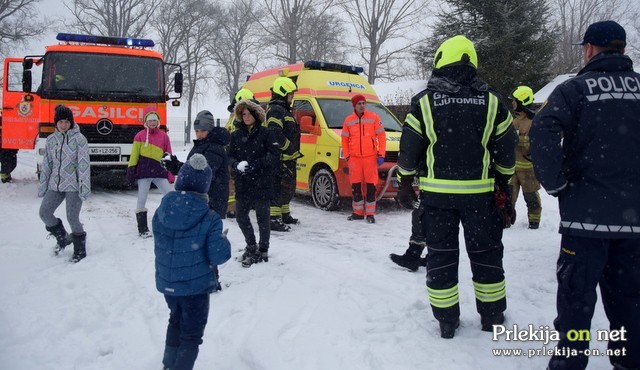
234, 88, 254, 102
433, 35, 478, 69
511, 85, 534, 107
272, 77, 297, 97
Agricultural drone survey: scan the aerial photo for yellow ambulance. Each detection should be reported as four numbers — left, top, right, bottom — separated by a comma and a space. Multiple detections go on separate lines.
241, 60, 403, 210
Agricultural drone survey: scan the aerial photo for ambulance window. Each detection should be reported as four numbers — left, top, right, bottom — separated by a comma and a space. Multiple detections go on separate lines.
292, 100, 317, 127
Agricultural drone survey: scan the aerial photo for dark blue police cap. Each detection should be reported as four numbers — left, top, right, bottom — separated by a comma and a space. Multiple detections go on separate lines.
574, 20, 626, 47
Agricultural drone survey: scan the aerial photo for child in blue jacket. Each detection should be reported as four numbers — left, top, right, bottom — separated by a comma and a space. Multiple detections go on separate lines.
153, 154, 231, 370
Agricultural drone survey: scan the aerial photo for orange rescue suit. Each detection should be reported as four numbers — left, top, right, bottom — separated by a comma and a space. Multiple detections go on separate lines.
341, 110, 386, 184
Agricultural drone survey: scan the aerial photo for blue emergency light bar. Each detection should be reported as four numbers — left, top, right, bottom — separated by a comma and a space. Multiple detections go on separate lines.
304, 60, 364, 74
56, 33, 155, 47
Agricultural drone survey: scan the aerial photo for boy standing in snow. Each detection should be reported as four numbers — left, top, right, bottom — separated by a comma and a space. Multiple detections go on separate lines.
153, 153, 231, 370
126, 108, 173, 238
39, 104, 91, 263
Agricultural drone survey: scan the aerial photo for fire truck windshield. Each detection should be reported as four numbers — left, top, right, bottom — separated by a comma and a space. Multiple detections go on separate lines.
38, 52, 165, 102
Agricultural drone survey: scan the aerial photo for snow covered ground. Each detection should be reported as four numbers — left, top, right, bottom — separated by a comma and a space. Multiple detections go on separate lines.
0, 146, 613, 370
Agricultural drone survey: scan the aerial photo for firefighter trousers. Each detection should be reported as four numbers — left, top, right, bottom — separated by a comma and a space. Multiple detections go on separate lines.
548, 236, 640, 370
422, 199, 506, 324
270, 160, 296, 217
511, 168, 542, 224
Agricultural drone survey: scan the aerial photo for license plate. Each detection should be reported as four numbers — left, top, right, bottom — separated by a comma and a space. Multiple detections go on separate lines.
90, 147, 120, 155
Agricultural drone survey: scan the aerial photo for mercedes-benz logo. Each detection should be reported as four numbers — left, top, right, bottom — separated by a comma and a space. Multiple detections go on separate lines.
96, 119, 113, 135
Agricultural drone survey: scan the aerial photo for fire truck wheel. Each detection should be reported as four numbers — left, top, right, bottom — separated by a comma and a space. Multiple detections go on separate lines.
311, 168, 340, 211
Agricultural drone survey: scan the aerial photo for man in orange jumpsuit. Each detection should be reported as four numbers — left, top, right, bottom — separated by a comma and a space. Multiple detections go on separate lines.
341, 94, 386, 223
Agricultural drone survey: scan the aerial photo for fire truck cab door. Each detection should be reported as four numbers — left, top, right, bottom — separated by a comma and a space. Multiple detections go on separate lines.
2, 58, 40, 149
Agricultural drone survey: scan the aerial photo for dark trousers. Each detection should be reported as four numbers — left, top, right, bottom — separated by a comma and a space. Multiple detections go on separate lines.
548, 236, 640, 370
271, 161, 296, 210
237, 197, 271, 249
423, 200, 506, 323
0, 148, 18, 174
208, 183, 229, 219
163, 294, 210, 370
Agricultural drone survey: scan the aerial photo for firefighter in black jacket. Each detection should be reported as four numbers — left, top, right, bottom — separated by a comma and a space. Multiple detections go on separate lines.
265, 76, 302, 232
397, 35, 517, 339
531, 20, 640, 370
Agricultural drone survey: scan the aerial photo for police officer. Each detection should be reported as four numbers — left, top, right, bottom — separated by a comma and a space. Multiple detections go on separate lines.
509, 86, 542, 229
265, 77, 302, 231
531, 20, 640, 370
397, 35, 517, 338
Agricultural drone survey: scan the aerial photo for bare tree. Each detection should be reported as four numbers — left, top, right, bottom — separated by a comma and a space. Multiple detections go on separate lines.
0, 0, 48, 58
549, 0, 633, 74
341, 0, 429, 84
297, 8, 347, 62
208, 0, 264, 104
62, 0, 162, 38
165, 0, 222, 137
260, 0, 340, 64
152, 0, 186, 92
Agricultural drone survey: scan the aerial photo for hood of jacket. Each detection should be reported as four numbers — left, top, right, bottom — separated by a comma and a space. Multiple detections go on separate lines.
234, 99, 266, 123
154, 191, 211, 231
428, 65, 488, 94
55, 122, 82, 136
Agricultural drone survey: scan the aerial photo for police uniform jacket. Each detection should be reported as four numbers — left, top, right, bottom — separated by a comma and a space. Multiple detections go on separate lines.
530, 52, 640, 238
397, 66, 517, 209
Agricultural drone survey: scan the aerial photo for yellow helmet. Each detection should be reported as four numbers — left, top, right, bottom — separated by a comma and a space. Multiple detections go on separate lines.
272, 76, 297, 97
511, 85, 534, 107
234, 88, 254, 102
433, 35, 478, 69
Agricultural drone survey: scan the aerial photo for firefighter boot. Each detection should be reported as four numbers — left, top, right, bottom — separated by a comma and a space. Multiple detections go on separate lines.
439, 319, 460, 339
270, 216, 291, 232
282, 212, 299, 224
71, 232, 87, 263
347, 213, 364, 221
481, 312, 505, 332
45, 218, 73, 256
136, 209, 152, 238
389, 242, 424, 272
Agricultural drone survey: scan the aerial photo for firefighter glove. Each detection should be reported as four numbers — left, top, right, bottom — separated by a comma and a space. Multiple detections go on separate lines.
494, 190, 516, 228
377, 156, 384, 166
397, 175, 418, 209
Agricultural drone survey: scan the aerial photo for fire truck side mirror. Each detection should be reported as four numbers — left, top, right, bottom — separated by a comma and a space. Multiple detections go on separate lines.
174, 73, 183, 94
22, 70, 32, 93
23, 58, 33, 70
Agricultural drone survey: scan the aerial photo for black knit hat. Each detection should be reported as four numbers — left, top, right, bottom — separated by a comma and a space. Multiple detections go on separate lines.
54, 105, 74, 127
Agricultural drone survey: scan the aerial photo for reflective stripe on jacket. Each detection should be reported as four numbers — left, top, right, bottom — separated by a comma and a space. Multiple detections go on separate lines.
398, 74, 517, 208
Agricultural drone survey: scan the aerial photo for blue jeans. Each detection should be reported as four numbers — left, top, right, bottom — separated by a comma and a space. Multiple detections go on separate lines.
162, 294, 210, 370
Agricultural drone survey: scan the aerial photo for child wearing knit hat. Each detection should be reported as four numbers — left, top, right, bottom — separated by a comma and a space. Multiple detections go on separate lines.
152, 153, 231, 370
126, 107, 173, 238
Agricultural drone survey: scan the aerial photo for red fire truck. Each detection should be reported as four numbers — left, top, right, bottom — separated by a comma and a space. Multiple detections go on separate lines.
1, 33, 183, 180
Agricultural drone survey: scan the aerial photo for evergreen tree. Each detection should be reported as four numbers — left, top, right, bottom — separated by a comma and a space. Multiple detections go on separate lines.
414, 0, 557, 97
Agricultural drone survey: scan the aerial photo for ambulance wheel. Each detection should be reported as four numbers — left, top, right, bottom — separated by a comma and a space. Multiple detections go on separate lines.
311, 168, 340, 211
